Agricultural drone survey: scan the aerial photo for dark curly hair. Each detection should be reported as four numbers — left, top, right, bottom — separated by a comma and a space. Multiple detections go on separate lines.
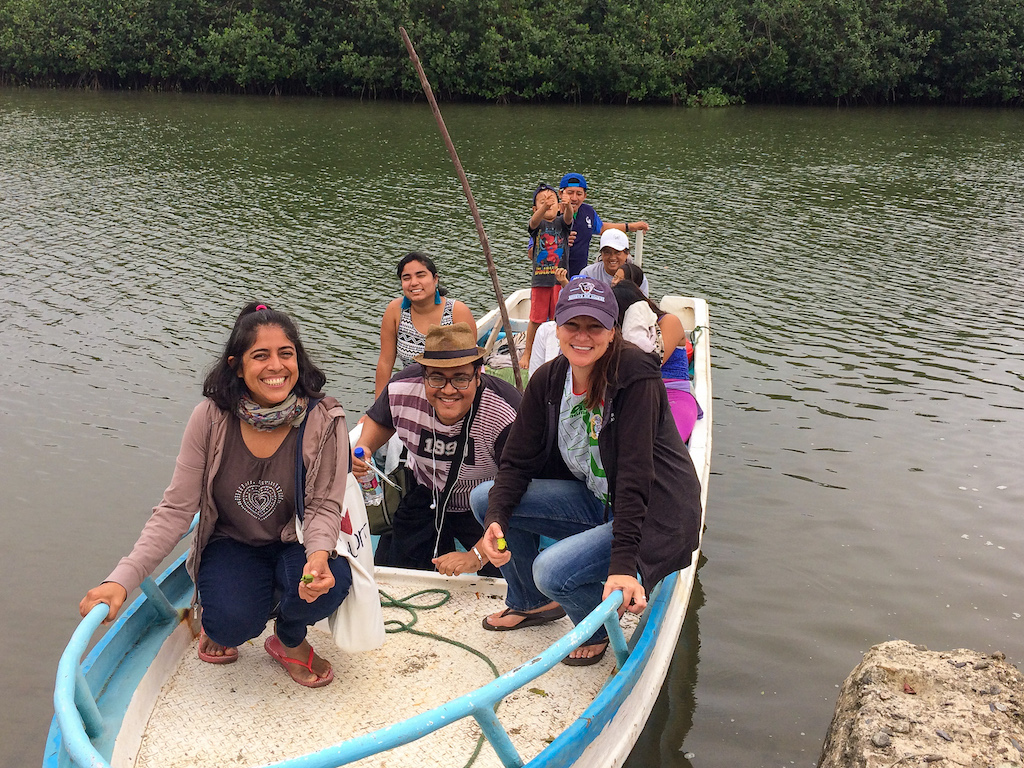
202, 302, 326, 412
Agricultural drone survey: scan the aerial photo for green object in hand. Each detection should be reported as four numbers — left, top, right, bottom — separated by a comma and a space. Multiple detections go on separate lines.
300, 574, 314, 584
496, 537, 508, 552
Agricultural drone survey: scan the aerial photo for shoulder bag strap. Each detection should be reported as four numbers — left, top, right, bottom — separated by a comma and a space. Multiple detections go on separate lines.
294, 397, 323, 522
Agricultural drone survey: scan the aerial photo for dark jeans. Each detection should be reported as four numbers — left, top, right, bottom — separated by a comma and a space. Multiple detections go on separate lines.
197, 537, 352, 648
375, 476, 501, 578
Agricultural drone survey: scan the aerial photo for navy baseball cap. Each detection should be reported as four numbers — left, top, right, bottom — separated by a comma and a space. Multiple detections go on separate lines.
559, 173, 588, 190
533, 183, 557, 204
554, 278, 618, 330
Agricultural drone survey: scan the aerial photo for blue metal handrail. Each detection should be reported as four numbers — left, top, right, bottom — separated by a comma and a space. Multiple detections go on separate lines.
266, 590, 627, 768
53, 514, 200, 768
54, 603, 113, 768
54, 504, 645, 768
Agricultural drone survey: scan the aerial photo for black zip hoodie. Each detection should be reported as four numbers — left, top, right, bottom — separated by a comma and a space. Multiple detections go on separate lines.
483, 343, 702, 588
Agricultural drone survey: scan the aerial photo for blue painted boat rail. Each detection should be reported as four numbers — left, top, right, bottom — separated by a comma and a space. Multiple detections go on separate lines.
51, 511, 694, 768
53, 514, 200, 768
53, 576, 631, 768
264, 590, 628, 768
54, 603, 117, 768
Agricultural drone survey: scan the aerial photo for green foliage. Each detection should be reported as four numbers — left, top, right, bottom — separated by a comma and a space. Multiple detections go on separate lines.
0, 0, 1020, 103
930, 0, 1024, 103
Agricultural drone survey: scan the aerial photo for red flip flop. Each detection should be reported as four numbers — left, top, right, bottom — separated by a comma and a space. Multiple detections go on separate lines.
264, 635, 334, 688
197, 630, 238, 664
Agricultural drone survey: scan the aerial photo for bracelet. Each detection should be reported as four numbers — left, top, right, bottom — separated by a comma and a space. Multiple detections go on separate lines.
471, 546, 484, 568
624, 222, 629, 232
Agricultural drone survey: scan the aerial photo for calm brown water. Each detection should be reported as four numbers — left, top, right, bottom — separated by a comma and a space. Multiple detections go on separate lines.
2, 88, 1023, 768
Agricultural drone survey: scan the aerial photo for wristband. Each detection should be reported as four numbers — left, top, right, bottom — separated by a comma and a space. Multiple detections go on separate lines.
472, 546, 484, 568
625, 222, 629, 232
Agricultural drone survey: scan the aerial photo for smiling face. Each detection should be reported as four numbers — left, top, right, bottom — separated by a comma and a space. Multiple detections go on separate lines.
600, 247, 628, 276
423, 362, 480, 425
400, 258, 439, 305
560, 186, 586, 212
556, 316, 614, 378
233, 324, 299, 408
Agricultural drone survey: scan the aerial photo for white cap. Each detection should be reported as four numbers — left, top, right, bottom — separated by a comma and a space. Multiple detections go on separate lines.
599, 229, 629, 251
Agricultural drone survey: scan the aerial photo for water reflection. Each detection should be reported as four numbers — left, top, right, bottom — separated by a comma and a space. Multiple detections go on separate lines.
625, 559, 706, 768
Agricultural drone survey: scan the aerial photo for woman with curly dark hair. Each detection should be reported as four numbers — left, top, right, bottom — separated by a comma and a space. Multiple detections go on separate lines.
81, 302, 356, 688
374, 252, 477, 396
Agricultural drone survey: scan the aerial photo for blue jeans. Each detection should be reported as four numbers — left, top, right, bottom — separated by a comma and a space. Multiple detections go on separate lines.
471, 479, 612, 642
197, 538, 352, 649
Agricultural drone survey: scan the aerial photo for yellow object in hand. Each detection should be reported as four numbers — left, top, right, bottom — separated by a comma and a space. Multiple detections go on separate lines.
496, 537, 508, 552
300, 574, 314, 584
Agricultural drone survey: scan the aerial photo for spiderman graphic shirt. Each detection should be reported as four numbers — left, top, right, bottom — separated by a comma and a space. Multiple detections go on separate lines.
528, 217, 571, 287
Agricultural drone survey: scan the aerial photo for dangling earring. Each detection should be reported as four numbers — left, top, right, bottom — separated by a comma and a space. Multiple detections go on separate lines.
434, 288, 442, 305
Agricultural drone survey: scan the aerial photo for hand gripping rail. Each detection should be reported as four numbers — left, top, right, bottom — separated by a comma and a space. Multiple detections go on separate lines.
53, 514, 199, 768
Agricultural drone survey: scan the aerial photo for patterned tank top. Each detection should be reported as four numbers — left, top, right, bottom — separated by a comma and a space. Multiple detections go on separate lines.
396, 297, 456, 367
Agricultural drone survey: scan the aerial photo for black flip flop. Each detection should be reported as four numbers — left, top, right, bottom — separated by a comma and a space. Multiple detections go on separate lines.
482, 605, 567, 631
561, 639, 609, 666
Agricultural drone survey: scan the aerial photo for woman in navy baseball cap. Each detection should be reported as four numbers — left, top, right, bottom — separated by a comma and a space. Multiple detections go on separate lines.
471, 279, 702, 666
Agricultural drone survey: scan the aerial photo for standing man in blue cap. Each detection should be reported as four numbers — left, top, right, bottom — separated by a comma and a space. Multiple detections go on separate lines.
558, 172, 649, 278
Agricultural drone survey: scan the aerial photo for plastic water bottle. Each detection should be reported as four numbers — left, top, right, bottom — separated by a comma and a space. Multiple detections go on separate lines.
353, 447, 383, 507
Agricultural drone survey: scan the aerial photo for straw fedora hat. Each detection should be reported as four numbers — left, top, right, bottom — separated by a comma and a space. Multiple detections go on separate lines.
414, 323, 485, 368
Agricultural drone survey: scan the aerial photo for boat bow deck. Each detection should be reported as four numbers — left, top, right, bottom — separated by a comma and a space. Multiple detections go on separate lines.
132, 571, 638, 768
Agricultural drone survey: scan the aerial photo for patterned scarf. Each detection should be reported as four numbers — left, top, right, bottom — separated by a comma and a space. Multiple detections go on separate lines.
236, 392, 308, 431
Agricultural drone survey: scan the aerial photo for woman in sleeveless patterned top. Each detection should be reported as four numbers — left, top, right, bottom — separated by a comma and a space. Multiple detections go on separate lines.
375, 252, 476, 396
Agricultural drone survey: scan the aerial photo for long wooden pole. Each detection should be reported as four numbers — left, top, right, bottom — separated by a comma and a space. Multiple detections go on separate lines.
399, 26, 524, 391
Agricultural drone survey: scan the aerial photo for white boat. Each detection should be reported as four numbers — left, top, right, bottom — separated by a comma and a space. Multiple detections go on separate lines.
44, 293, 711, 768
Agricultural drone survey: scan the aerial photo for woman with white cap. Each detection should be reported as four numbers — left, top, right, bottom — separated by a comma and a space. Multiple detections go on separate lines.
472, 279, 701, 665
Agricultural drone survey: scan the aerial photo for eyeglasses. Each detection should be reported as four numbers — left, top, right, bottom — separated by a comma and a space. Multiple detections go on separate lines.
424, 373, 475, 390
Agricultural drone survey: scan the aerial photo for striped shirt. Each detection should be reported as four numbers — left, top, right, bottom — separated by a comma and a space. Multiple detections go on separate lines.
366, 365, 521, 513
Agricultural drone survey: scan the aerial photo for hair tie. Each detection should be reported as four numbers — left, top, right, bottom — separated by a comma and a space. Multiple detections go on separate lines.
255, 304, 268, 311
